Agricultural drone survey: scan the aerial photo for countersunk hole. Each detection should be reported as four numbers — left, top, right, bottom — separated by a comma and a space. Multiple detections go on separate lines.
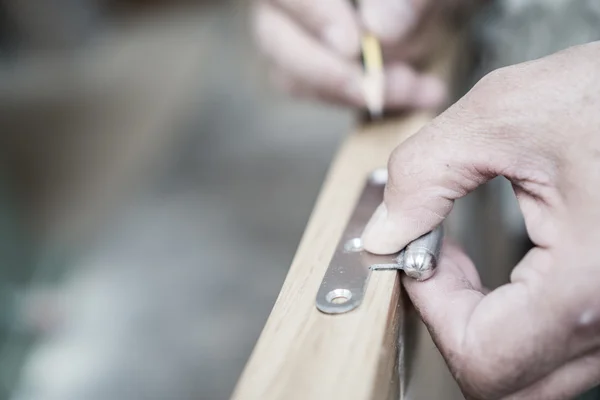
344, 238, 363, 252
326, 289, 352, 305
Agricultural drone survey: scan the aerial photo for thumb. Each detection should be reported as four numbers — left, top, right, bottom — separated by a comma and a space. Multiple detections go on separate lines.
361, 101, 505, 255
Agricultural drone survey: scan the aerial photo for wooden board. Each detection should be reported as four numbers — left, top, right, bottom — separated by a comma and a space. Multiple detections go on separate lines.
232, 25, 465, 400
231, 114, 434, 400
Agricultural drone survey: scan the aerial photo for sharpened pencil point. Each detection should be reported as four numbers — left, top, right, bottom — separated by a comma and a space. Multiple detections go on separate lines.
359, 32, 384, 120
368, 104, 383, 119
363, 71, 384, 120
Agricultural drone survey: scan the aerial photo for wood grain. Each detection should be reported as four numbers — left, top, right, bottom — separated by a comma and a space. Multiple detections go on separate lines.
232, 26, 464, 400
231, 114, 433, 400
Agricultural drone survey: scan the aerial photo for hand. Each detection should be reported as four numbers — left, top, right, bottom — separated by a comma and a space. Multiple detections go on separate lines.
362, 41, 600, 399
252, 0, 469, 110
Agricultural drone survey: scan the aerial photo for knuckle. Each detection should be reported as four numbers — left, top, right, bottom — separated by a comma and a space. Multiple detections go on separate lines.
450, 351, 503, 400
463, 67, 513, 117
386, 138, 424, 190
566, 286, 600, 348
436, 66, 525, 153
386, 145, 404, 175
476, 65, 515, 90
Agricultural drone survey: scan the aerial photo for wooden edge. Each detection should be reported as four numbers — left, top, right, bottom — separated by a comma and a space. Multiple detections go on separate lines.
231, 114, 433, 400
232, 28, 464, 400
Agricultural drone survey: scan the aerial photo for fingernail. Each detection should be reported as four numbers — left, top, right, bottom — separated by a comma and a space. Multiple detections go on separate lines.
362, 203, 405, 255
323, 25, 359, 57
362, 0, 415, 44
415, 77, 447, 108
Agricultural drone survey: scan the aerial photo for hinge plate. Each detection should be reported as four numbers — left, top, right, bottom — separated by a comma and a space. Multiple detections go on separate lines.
315, 168, 400, 314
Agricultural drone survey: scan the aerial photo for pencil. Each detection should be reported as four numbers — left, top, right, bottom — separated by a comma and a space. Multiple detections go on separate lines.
351, 0, 385, 118
359, 32, 384, 119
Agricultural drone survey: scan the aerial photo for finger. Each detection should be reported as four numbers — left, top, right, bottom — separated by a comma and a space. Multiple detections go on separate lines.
269, 67, 364, 107
269, 0, 360, 57
360, 0, 429, 45
404, 247, 588, 399
271, 62, 447, 110
402, 241, 485, 357
360, 108, 491, 254
426, 239, 482, 290
384, 63, 447, 109
380, 11, 446, 64
509, 351, 600, 400
254, 3, 364, 105
360, 69, 532, 255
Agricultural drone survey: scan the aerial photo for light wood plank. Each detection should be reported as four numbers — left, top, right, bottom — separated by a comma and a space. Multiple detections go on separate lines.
231, 114, 433, 400
232, 26, 464, 400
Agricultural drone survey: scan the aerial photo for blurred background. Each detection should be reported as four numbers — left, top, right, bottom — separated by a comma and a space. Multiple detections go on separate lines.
0, 0, 599, 399
0, 1, 354, 399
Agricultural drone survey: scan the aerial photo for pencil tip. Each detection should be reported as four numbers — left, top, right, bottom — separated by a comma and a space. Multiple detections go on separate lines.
363, 72, 385, 121
368, 107, 383, 120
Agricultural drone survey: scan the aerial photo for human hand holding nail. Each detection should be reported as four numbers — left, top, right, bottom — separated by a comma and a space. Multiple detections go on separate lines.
361, 42, 600, 399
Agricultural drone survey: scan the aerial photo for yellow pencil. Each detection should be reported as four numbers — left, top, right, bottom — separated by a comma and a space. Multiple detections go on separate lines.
351, 0, 384, 118
360, 32, 384, 118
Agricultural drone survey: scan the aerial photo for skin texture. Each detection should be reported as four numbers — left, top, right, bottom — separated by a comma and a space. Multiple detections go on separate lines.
252, 0, 461, 110
362, 42, 600, 399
